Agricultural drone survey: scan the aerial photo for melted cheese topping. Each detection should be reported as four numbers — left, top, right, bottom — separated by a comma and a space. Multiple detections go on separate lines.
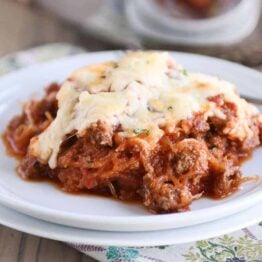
29, 52, 260, 168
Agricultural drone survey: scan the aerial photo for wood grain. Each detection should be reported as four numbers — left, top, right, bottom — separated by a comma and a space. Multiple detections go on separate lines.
0, 1, 261, 262
0, 226, 97, 262
17, 234, 41, 262
0, 0, 114, 58
0, 226, 22, 262
37, 238, 82, 262
0, 0, 77, 57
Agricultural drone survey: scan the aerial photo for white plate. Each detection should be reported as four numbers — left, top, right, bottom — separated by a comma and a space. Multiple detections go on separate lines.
125, 0, 261, 46
0, 201, 262, 246
0, 51, 262, 232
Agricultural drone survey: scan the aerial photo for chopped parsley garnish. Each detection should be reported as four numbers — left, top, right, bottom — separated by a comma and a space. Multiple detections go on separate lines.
133, 128, 150, 136
182, 69, 188, 76
167, 106, 173, 110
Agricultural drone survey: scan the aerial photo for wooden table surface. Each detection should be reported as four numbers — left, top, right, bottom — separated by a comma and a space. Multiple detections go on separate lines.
0, 1, 261, 261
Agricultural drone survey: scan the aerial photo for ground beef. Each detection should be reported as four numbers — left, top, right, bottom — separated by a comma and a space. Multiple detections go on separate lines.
143, 174, 194, 213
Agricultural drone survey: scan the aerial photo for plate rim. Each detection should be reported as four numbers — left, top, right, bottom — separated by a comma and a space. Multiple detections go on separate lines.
0, 201, 261, 246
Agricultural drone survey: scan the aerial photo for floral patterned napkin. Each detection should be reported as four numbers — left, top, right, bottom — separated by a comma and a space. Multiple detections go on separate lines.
1, 43, 261, 262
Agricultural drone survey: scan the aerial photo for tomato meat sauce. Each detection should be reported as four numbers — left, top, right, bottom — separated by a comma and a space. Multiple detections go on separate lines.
3, 84, 262, 214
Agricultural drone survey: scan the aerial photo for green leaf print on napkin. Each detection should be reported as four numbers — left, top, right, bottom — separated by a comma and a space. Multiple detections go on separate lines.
183, 235, 262, 262
106, 247, 139, 260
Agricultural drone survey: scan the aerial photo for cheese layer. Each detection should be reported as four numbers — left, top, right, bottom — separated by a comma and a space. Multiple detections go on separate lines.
29, 52, 260, 168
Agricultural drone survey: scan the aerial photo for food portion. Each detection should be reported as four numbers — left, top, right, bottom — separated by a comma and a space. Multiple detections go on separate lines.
158, 0, 214, 15
3, 52, 262, 213
156, 0, 239, 19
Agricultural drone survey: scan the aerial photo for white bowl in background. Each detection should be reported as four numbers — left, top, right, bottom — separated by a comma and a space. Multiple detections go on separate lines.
125, 0, 261, 46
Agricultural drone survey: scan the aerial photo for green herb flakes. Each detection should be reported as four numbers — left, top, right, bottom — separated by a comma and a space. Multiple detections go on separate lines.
182, 69, 188, 76
133, 128, 150, 136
